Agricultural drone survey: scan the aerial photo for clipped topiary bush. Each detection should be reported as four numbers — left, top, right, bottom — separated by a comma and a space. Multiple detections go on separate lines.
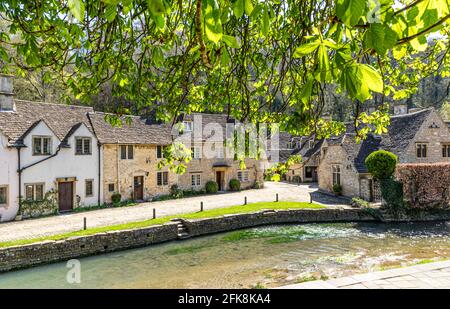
111, 192, 122, 205
205, 181, 219, 194
229, 178, 241, 191
365, 150, 398, 179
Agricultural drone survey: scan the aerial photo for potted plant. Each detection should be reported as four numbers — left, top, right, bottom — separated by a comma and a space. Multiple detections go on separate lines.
332, 184, 343, 196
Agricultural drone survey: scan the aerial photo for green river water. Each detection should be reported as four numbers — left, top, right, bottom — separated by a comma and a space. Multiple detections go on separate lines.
0, 221, 449, 288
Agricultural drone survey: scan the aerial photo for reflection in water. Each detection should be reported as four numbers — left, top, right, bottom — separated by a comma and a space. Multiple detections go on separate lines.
0, 221, 449, 288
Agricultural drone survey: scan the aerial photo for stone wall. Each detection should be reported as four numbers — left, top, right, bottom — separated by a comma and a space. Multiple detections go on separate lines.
318, 145, 361, 197
401, 111, 450, 164
0, 223, 179, 272
103, 144, 176, 203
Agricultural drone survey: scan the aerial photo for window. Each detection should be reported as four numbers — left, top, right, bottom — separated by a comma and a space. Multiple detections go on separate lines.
0, 186, 7, 206
108, 183, 115, 192
183, 121, 193, 132
237, 170, 249, 182
191, 146, 201, 159
308, 140, 314, 149
443, 144, 450, 158
416, 143, 427, 158
332, 165, 341, 185
157, 145, 165, 159
120, 145, 134, 160
287, 142, 293, 149
157, 172, 169, 186
25, 183, 44, 201
32, 136, 52, 155
85, 180, 94, 197
191, 174, 201, 187
75, 137, 92, 155
216, 146, 224, 159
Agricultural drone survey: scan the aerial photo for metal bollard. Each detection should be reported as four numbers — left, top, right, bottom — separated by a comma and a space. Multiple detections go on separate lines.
276, 193, 279, 202
201, 201, 204, 212
244, 196, 247, 205
153, 208, 156, 219
83, 217, 87, 230
309, 193, 312, 204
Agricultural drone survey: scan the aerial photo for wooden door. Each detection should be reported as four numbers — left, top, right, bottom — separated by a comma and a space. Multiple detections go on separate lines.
134, 176, 144, 200
216, 172, 223, 191
58, 182, 73, 212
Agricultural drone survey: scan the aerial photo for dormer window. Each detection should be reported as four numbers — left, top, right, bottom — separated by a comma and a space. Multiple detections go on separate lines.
32, 136, 52, 155
287, 142, 293, 149
183, 121, 193, 132
308, 140, 314, 149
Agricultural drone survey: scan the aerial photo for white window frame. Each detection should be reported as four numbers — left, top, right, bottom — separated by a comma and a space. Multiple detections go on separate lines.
75, 137, 92, 155
191, 146, 201, 159
85, 179, 94, 197
237, 170, 249, 182
183, 121, 193, 132
191, 174, 201, 187
25, 183, 45, 201
216, 146, 224, 159
0, 185, 8, 207
32, 136, 52, 156
332, 165, 341, 185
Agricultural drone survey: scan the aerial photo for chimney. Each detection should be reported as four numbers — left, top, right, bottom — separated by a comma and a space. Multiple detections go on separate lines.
393, 104, 407, 115
0, 74, 15, 112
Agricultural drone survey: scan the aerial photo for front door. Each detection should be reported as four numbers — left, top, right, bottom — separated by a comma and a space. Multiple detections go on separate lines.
216, 171, 223, 191
58, 182, 73, 212
312, 167, 318, 182
134, 176, 144, 200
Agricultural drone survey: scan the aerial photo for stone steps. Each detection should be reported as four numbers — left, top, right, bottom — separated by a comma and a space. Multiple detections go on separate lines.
172, 218, 191, 239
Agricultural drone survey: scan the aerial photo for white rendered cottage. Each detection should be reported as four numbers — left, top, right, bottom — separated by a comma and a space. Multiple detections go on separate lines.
0, 74, 103, 221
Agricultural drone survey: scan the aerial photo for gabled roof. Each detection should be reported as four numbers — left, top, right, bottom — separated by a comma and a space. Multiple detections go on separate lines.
334, 108, 434, 173
0, 100, 94, 146
87, 112, 172, 145
177, 112, 236, 142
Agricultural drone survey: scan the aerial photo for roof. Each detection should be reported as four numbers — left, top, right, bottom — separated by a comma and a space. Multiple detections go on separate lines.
334, 108, 433, 173
0, 100, 94, 146
87, 112, 173, 145
178, 113, 236, 142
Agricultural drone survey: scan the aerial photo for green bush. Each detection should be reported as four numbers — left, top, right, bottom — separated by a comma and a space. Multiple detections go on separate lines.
170, 184, 183, 199
253, 181, 263, 189
205, 181, 219, 194
380, 178, 405, 210
229, 178, 241, 191
332, 184, 342, 195
111, 192, 122, 205
351, 197, 369, 208
365, 150, 398, 179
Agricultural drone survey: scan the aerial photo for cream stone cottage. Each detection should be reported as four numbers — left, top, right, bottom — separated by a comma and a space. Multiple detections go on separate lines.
175, 113, 265, 191
0, 75, 102, 221
318, 108, 450, 201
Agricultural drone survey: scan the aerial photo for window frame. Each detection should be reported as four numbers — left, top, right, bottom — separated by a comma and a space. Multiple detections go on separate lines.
85, 179, 94, 197
183, 121, 193, 132
32, 136, 52, 156
442, 143, 450, 158
416, 143, 428, 158
108, 183, 115, 192
157, 171, 169, 186
237, 170, 249, 182
25, 183, 45, 201
332, 165, 341, 185
0, 185, 8, 207
120, 145, 134, 160
191, 174, 201, 187
191, 146, 201, 159
75, 137, 92, 155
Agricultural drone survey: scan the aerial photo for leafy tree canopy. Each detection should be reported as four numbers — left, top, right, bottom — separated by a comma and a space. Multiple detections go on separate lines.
0, 0, 449, 141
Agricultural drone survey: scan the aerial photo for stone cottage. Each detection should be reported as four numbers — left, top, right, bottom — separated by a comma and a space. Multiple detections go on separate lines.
318, 108, 450, 201
174, 113, 265, 191
87, 112, 174, 203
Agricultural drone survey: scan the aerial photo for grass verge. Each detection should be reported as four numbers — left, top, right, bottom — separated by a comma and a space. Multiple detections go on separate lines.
0, 201, 324, 249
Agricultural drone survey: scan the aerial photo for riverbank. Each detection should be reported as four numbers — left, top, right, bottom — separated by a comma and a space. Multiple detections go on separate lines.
1, 206, 450, 273
278, 259, 450, 289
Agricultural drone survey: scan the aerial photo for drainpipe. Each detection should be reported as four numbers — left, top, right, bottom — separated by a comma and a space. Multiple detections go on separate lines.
97, 141, 101, 206
17, 147, 22, 215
